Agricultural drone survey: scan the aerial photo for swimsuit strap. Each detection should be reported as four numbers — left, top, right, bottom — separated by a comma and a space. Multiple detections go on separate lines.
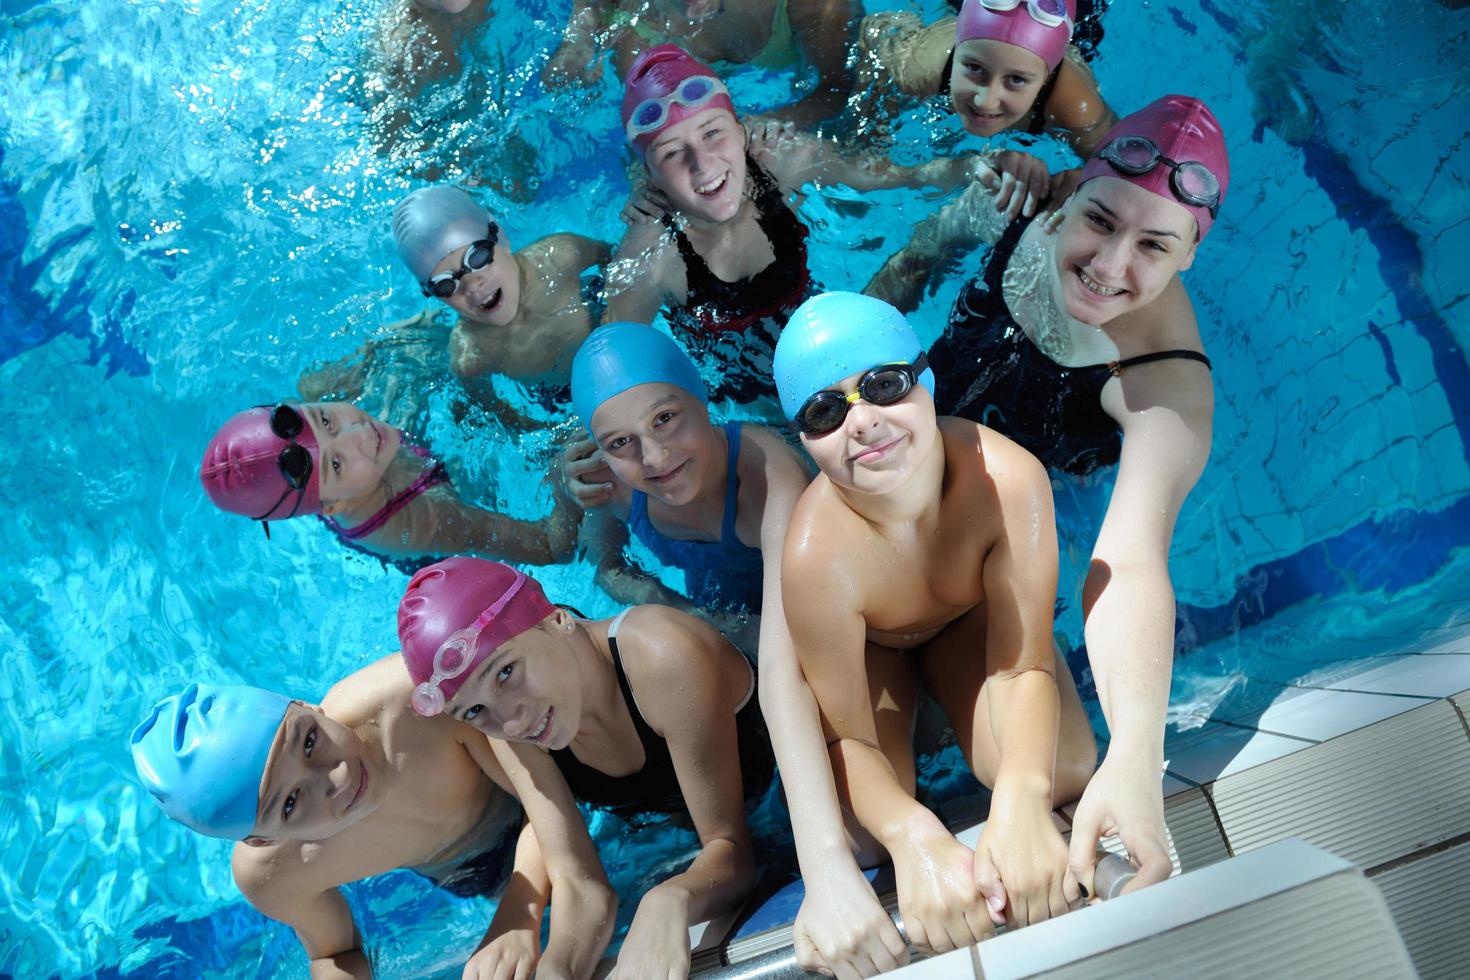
607, 624, 665, 760
718, 422, 744, 545
1106, 349, 1212, 375
321, 458, 449, 541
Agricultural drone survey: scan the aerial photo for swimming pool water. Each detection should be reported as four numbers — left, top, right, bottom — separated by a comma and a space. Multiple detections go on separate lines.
1, 0, 1467, 975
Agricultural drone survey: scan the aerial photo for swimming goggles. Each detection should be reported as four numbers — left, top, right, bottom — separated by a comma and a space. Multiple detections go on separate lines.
625, 75, 731, 142
255, 404, 314, 527
411, 570, 528, 717
420, 222, 500, 299
980, 0, 1072, 30
1096, 135, 1221, 218
795, 355, 930, 436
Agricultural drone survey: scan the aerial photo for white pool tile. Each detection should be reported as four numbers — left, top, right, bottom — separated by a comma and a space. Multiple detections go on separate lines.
1216, 685, 1421, 742
1163, 721, 1312, 784
1425, 628, 1470, 655
1323, 652, 1470, 698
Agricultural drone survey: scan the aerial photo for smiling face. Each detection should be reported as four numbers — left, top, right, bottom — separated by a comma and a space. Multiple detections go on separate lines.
1054, 176, 1198, 325
248, 703, 380, 843
949, 38, 1049, 137
431, 235, 521, 328
298, 402, 400, 509
644, 106, 747, 224
798, 369, 939, 496
444, 613, 581, 749
589, 382, 717, 506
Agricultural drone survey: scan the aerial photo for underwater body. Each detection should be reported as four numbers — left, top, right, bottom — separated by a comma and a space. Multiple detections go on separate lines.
1, 0, 1468, 976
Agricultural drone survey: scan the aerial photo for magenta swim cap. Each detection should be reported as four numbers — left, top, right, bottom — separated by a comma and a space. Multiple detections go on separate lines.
956, 0, 1076, 73
200, 406, 321, 521
1079, 95, 1230, 241
622, 44, 736, 156
398, 558, 556, 713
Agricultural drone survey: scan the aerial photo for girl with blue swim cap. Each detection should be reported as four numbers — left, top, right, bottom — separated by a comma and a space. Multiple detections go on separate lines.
560, 320, 914, 976
129, 662, 615, 979
775, 290, 1096, 958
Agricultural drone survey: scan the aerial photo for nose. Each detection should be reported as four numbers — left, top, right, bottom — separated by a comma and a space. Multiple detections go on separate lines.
641, 437, 670, 471
496, 700, 531, 738
1090, 236, 1128, 279
688, 144, 712, 176
327, 758, 352, 800
845, 398, 881, 435
973, 85, 999, 113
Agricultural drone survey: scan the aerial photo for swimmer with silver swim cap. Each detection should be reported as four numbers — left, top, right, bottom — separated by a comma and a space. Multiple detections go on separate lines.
390, 184, 610, 397
776, 290, 1096, 953
129, 661, 612, 977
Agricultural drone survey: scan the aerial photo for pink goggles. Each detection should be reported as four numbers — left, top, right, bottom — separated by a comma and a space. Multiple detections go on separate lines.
624, 74, 731, 142
410, 570, 528, 716
980, 0, 1071, 29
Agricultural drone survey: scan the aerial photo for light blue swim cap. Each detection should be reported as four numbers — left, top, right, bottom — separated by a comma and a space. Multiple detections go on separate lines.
571, 322, 707, 430
392, 186, 493, 283
774, 292, 935, 420
130, 683, 292, 841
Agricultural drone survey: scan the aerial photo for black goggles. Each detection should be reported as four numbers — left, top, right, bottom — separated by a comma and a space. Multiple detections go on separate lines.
795, 355, 929, 436
254, 404, 314, 525
1096, 136, 1221, 218
421, 222, 500, 299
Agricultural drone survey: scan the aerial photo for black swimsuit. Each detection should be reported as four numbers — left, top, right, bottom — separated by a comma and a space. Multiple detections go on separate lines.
549, 611, 773, 820
661, 156, 815, 401
928, 213, 1211, 476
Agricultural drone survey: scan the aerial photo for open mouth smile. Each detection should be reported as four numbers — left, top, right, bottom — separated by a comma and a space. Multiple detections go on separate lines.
694, 172, 729, 197
526, 708, 552, 744
477, 288, 503, 314
346, 762, 368, 812
1077, 269, 1125, 297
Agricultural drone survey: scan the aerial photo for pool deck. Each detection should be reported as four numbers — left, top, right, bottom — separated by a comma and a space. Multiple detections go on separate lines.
680, 634, 1470, 979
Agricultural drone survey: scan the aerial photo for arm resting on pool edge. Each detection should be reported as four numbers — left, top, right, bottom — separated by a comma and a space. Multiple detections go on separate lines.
1065, 353, 1213, 897
749, 428, 911, 975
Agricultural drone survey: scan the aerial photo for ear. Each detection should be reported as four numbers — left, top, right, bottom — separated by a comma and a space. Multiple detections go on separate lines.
552, 607, 577, 632
1178, 234, 1198, 273
320, 499, 342, 516
242, 835, 276, 848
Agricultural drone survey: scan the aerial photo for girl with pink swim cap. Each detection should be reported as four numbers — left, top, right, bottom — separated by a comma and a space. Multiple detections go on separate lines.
869, 94, 1229, 901
856, 0, 1120, 217
200, 400, 581, 568
605, 43, 998, 406
397, 557, 773, 978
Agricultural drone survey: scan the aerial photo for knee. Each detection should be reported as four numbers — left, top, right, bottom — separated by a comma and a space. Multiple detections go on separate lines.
1055, 739, 1098, 805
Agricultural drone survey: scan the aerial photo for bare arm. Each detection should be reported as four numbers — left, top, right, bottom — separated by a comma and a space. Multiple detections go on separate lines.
752, 436, 909, 974
863, 178, 1011, 312
1066, 324, 1213, 895
1045, 49, 1120, 159
604, 221, 678, 324
543, 0, 610, 87
756, 132, 993, 196
382, 482, 581, 566
233, 852, 371, 980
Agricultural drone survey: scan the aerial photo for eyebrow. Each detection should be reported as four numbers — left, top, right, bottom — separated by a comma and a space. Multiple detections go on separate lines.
646, 395, 681, 413
451, 649, 513, 719
1087, 198, 1183, 240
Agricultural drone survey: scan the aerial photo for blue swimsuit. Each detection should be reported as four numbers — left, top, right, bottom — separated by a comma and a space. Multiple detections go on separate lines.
627, 421, 765, 612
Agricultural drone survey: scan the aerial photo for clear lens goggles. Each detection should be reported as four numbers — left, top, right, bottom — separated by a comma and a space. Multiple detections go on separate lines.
980, 0, 1072, 30
410, 570, 528, 716
625, 75, 730, 141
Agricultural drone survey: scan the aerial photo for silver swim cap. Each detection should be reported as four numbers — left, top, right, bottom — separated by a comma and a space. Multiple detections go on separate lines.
392, 186, 493, 283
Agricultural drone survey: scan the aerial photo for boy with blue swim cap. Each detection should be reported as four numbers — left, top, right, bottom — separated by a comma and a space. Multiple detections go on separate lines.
130, 662, 613, 979
775, 291, 1097, 957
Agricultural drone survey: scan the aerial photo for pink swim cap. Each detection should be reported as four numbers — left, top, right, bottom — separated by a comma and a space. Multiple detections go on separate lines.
1079, 95, 1230, 241
622, 44, 736, 156
398, 558, 556, 713
200, 406, 321, 521
956, 0, 1076, 73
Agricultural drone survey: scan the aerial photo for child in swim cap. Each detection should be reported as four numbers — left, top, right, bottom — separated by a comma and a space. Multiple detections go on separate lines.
605, 43, 1001, 406
856, 0, 1120, 217
397, 556, 771, 978
200, 400, 580, 568
131, 670, 612, 979
773, 290, 1097, 953
391, 185, 610, 412
559, 320, 911, 975
871, 95, 1226, 899
544, 0, 858, 129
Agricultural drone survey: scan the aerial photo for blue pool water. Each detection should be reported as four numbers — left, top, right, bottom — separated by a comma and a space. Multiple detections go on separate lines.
1, 0, 1467, 975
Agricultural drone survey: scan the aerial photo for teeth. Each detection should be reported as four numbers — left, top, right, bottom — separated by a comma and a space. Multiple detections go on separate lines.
695, 173, 727, 195
1079, 271, 1123, 297
527, 711, 549, 740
